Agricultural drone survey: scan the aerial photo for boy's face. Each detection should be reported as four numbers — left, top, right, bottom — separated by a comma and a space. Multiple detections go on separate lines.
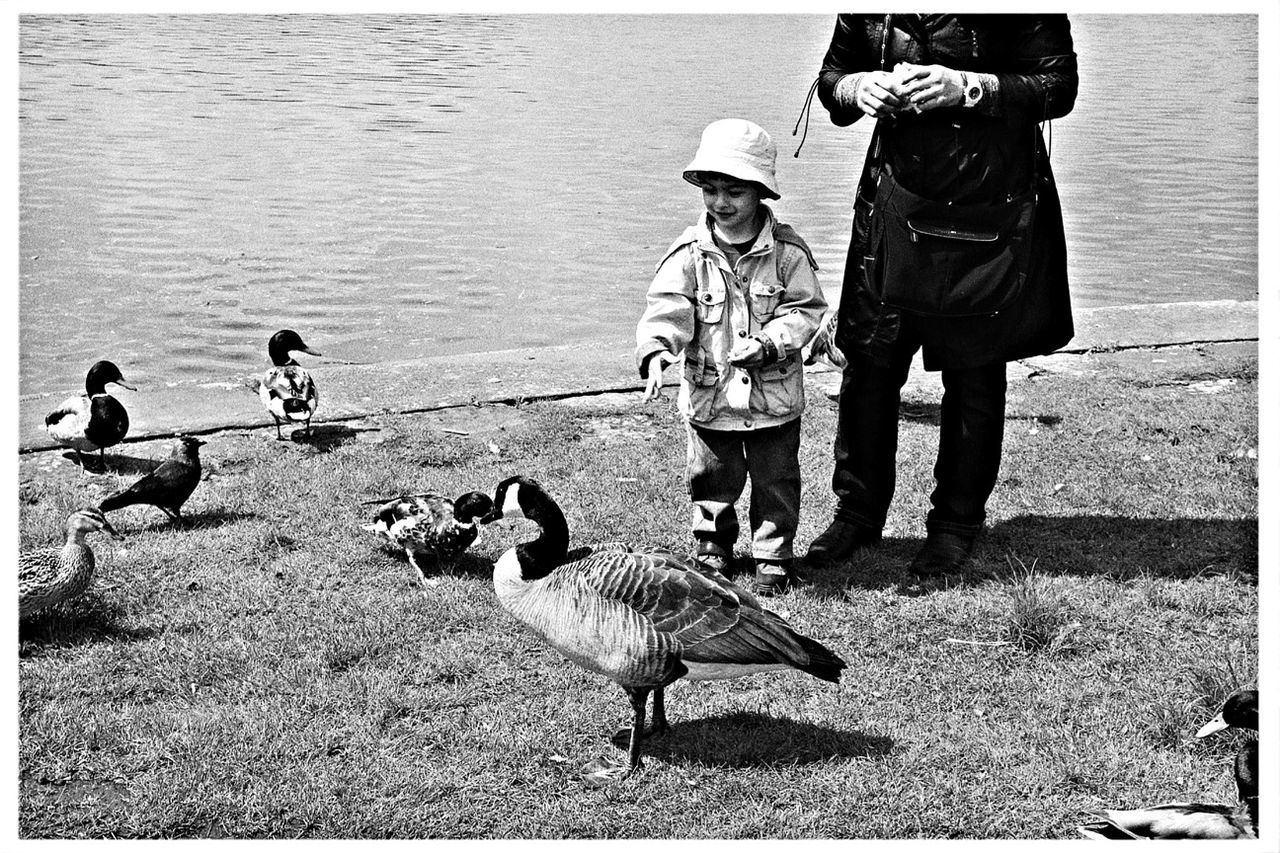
698, 173, 762, 234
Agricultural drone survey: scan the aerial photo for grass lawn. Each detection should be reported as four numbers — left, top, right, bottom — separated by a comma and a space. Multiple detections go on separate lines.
17, 344, 1258, 839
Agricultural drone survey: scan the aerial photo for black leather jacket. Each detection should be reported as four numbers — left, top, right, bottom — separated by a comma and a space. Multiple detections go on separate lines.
818, 13, 1079, 368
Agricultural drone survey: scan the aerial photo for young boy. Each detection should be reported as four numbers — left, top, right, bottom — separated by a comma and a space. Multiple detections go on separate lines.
636, 118, 827, 595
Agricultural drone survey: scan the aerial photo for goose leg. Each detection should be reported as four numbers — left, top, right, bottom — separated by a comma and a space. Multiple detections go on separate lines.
650, 687, 669, 737
624, 686, 650, 771
273, 416, 284, 441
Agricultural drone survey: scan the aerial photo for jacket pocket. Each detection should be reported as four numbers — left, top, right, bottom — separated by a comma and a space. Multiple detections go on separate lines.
682, 352, 721, 422
696, 281, 726, 325
751, 356, 804, 417
749, 281, 785, 323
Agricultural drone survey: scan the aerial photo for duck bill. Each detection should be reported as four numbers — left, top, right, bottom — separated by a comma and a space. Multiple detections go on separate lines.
479, 507, 503, 524
301, 346, 322, 357
113, 379, 138, 391
1196, 714, 1230, 738
103, 519, 125, 540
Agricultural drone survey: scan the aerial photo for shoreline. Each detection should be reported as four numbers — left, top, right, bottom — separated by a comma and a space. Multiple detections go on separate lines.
17, 298, 1257, 454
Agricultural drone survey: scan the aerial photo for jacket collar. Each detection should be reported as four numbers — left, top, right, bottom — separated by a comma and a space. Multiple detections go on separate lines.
694, 204, 777, 258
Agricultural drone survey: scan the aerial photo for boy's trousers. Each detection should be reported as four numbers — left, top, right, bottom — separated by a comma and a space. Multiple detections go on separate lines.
685, 418, 802, 562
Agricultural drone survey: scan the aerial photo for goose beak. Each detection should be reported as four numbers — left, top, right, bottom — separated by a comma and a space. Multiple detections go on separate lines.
480, 507, 503, 524
102, 518, 124, 540
1196, 714, 1230, 738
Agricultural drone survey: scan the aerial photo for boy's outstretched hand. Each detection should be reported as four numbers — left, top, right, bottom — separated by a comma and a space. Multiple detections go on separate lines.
728, 336, 765, 367
642, 352, 676, 402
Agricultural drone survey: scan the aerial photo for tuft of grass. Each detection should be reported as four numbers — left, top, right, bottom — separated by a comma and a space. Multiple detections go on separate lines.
1000, 558, 1081, 655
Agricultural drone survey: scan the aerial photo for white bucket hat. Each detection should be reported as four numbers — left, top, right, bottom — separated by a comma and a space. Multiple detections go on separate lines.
682, 118, 780, 200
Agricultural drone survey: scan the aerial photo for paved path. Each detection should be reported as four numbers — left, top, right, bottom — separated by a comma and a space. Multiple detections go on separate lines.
18, 299, 1257, 453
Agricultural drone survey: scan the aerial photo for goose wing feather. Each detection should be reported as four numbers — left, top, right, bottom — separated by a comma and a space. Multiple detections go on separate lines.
559, 549, 831, 673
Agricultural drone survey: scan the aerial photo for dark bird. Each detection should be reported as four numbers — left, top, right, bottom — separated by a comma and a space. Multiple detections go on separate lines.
1078, 688, 1259, 840
362, 491, 494, 587
258, 329, 321, 440
482, 475, 846, 780
20, 508, 123, 619
44, 360, 136, 471
99, 436, 205, 522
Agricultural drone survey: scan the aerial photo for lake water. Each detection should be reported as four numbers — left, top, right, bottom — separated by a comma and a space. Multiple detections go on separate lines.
18, 14, 1258, 399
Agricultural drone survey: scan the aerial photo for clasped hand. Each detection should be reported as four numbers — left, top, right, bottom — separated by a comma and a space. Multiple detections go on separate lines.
852, 62, 965, 119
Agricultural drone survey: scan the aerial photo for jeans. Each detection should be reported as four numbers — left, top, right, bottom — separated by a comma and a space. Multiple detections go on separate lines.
686, 418, 802, 561
831, 332, 1006, 538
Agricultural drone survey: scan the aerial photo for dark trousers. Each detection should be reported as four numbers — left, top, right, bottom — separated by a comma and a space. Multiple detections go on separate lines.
831, 335, 1007, 537
687, 419, 802, 561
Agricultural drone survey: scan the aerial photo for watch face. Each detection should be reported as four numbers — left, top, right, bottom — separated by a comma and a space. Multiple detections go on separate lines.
967, 86, 982, 100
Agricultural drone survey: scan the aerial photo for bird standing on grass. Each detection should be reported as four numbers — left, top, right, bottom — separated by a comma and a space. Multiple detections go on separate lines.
482, 475, 846, 780
20, 507, 123, 619
99, 436, 205, 523
1196, 688, 1259, 830
258, 329, 321, 440
44, 360, 136, 471
1077, 688, 1259, 840
362, 491, 494, 587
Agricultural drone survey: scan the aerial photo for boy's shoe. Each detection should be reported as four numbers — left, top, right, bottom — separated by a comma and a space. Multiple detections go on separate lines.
693, 552, 730, 574
754, 560, 802, 597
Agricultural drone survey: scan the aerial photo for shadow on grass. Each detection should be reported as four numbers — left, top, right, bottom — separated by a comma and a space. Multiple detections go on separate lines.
805, 514, 1256, 598
110, 508, 261, 534
18, 594, 159, 657
59, 449, 159, 476
630, 711, 892, 768
289, 423, 368, 451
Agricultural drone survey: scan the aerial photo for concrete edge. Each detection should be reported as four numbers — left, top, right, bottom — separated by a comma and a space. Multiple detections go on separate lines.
18, 299, 1258, 453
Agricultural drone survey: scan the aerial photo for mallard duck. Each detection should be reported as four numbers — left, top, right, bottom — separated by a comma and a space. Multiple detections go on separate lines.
482, 475, 846, 779
258, 329, 321, 440
1077, 802, 1254, 840
1197, 689, 1258, 826
99, 436, 205, 522
44, 360, 136, 470
19, 507, 122, 619
363, 491, 495, 587
1078, 688, 1260, 840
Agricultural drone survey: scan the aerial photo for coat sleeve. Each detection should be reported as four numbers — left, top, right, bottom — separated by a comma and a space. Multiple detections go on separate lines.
817, 14, 876, 128
989, 15, 1078, 125
634, 243, 697, 378
759, 241, 827, 360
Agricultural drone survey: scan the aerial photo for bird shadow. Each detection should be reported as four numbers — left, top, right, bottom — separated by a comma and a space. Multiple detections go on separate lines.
621, 711, 893, 768
288, 423, 366, 452
108, 508, 261, 534
18, 595, 160, 657
61, 450, 158, 477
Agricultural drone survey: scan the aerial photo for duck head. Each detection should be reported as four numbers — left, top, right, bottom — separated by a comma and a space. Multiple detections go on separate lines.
453, 491, 495, 524
68, 507, 123, 541
267, 329, 322, 367
1197, 689, 1259, 737
85, 360, 137, 395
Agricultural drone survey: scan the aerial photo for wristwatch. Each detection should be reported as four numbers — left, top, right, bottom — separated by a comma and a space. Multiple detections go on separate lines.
960, 72, 983, 108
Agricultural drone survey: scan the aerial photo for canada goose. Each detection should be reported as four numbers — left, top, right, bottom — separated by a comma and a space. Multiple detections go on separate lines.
20, 508, 123, 619
44, 360, 136, 470
362, 491, 494, 587
483, 475, 846, 778
99, 436, 205, 522
258, 329, 321, 440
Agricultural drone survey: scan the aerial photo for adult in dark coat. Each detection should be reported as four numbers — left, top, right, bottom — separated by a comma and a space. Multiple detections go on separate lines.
806, 14, 1079, 576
